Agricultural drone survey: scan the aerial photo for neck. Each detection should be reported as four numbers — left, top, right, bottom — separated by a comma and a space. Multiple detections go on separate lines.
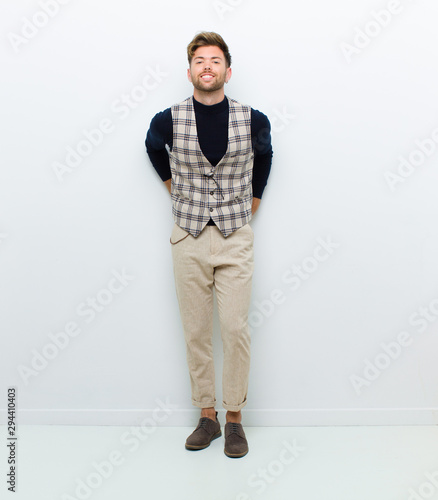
193, 88, 225, 106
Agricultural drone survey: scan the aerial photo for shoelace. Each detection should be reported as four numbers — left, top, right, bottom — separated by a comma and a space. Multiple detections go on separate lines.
228, 422, 241, 434
197, 417, 212, 430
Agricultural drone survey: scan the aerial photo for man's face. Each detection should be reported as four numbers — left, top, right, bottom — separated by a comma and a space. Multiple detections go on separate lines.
187, 45, 231, 93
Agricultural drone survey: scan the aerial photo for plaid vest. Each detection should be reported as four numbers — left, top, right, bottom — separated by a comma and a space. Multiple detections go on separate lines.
169, 96, 254, 238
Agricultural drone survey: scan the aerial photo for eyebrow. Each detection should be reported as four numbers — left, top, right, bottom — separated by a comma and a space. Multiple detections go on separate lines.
193, 56, 222, 60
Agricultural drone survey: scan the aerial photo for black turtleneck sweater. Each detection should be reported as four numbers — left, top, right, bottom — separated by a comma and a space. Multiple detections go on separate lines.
145, 96, 273, 199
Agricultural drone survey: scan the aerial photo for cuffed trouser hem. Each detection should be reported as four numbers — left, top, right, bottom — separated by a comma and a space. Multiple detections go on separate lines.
222, 398, 248, 412
192, 399, 217, 409
192, 400, 248, 411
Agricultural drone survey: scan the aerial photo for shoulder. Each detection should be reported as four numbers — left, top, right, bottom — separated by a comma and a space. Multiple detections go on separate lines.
250, 107, 273, 154
251, 107, 271, 130
226, 96, 250, 110
150, 107, 171, 127
147, 107, 172, 145
226, 97, 270, 127
171, 96, 193, 112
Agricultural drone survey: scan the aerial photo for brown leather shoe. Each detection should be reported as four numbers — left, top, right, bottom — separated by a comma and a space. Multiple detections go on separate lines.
224, 422, 249, 458
185, 411, 221, 450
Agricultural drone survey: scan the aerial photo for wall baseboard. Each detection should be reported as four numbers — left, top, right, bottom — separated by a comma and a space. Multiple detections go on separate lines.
2, 407, 438, 426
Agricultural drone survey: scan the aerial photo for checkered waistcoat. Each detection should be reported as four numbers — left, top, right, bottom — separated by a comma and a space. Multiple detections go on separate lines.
168, 96, 254, 238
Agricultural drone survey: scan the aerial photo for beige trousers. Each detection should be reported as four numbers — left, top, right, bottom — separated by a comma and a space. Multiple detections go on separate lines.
170, 222, 254, 412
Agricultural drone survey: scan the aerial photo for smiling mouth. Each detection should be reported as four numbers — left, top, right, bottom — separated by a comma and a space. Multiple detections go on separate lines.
200, 74, 215, 81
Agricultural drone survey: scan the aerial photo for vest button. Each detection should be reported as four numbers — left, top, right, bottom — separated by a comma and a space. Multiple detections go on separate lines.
209, 208, 213, 212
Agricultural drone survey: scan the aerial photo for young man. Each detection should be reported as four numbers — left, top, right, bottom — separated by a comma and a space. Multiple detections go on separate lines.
145, 32, 272, 458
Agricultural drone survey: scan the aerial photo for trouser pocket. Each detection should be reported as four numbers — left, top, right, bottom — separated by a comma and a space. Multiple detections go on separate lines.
170, 223, 190, 245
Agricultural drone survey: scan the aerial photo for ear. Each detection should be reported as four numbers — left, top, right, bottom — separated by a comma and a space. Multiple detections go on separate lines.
225, 67, 232, 83
187, 68, 192, 83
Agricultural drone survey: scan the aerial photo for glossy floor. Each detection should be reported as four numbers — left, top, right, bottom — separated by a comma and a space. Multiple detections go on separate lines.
1, 424, 437, 499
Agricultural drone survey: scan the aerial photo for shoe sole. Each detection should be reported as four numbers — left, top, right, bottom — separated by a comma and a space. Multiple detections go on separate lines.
185, 430, 222, 450
224, 447, 248, 458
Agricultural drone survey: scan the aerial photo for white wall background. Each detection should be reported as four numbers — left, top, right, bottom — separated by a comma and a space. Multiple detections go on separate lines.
1, 0, 438, 426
